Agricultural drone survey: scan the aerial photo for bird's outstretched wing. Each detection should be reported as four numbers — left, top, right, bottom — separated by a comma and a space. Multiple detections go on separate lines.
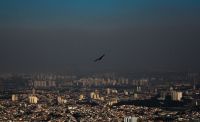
94, 54, 105, 62
94, 58, 99, 62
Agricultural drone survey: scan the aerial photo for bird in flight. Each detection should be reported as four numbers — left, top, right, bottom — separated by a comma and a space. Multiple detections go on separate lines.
94, 54, 105, 62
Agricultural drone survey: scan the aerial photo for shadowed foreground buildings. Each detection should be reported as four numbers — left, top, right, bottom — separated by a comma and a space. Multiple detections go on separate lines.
0, 72, 199, 121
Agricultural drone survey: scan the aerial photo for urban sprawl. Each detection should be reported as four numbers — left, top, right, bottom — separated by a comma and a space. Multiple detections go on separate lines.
0, 72, 199, 121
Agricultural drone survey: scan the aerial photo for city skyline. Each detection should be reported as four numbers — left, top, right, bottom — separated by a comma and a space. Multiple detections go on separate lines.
0, 1, 200, 121
0, 72, 199, 121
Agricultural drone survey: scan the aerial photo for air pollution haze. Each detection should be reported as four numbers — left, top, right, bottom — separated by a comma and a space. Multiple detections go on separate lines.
0, 0, 200, 73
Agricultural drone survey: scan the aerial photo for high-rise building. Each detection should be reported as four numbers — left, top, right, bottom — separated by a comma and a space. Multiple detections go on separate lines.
133, 93, 138, 99
124, 90, 129, 95
48, 81, 56, 87
96, 93, 100, 99
57, 96, 67, 104
171, 91, 182, 101
159, 91, 166, 100
33, 80, 56, 88
90, 92, 101, 100
193, 80, 196, 90
32, 88, 36, 94
108, 98, 118, 105
124, 116, 138, 122
34, 80, 47, 88
111, 89, 118, 94
79, 94, 84, 100
100, 97, 104, 101
170, 86, 173, 91
136, 86, 141, 92
90, 92, 95, 99
12, 94, 18, 101
106, 88, 111, 95
29, 96, 38, 104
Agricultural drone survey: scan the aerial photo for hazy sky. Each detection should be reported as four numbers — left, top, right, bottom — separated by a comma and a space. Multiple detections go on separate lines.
0, 0, 200, 73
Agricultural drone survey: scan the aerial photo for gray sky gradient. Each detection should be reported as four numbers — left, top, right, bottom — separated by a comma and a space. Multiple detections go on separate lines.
0, 0, 200, 73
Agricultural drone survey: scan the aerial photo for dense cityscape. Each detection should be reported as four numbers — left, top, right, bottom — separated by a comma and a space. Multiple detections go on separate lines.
0, 72, 199, 121
1, 0, 200, 121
